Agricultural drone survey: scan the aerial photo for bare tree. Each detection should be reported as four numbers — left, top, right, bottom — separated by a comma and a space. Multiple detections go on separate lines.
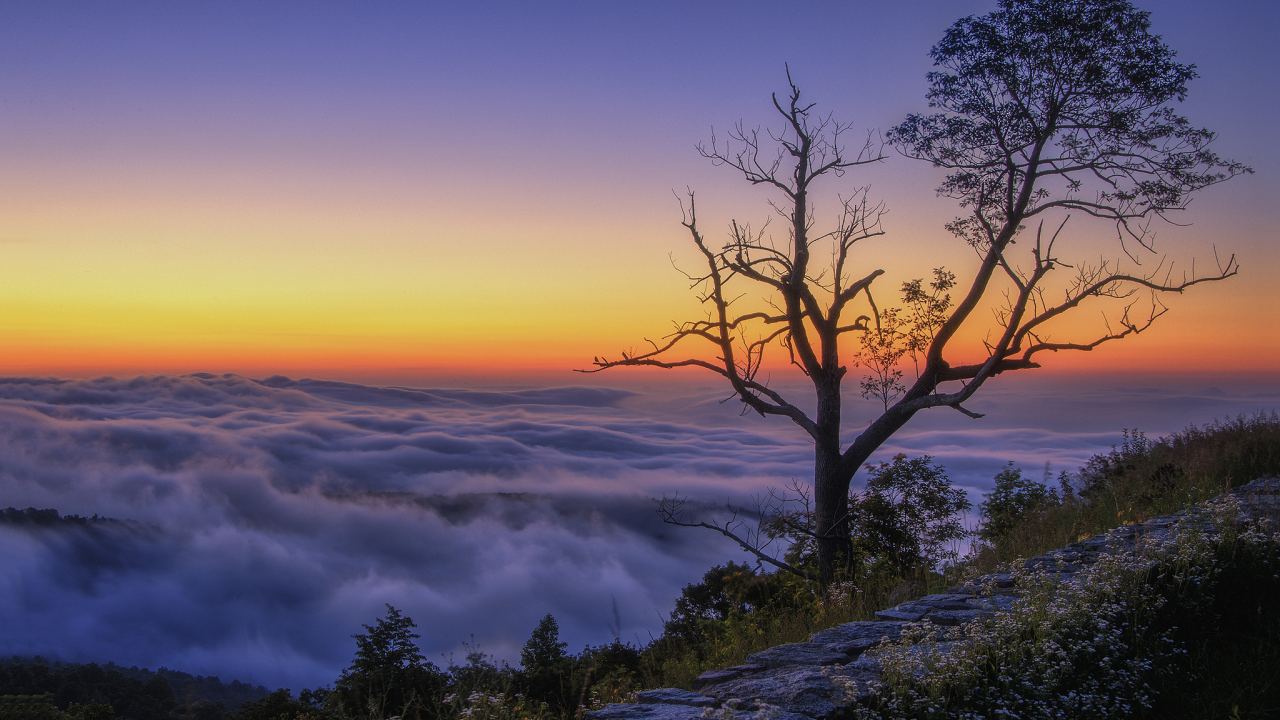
585, 0, 1249, 583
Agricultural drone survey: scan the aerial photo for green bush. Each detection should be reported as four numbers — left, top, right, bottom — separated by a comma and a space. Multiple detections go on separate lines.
1079, 413, 1280, 501
977, 462, 1055, 543
853, 455, 971, 575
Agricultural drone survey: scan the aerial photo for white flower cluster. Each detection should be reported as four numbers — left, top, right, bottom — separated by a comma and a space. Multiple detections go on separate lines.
855, 496, 1280, 720
444, 690, 549, 720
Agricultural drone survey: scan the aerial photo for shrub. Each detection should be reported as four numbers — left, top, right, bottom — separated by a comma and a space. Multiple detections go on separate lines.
977, 462, 1054, 543
853, 455, 971, 575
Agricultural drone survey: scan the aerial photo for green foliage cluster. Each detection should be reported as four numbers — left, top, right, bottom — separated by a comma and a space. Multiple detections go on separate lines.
509, 615, 642, 718
0, 694, 118, 720
105, 664, 268, 710
0, 508, 125, 529
976, 462, 1058, 543
0, 694, 65, 720
328, 605, 447, 719
856, 270, 956, 412
850, 455, 970, 574
764, 455, 970, 579
1078, 411, 1280, 500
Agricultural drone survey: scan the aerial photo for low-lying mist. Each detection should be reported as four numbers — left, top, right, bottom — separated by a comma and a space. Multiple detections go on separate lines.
0, 372, 1272, 690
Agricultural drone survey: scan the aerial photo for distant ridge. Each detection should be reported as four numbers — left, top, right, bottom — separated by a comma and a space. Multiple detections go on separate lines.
0, 655, 271, 710
0, 507, 127, 527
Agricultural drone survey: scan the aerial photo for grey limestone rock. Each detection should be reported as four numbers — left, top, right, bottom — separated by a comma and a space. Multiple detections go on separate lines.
967, 594, 1016, 612
946, 579, 1015, 596
698, 665, 877, 719
925, 609, 988, 626
874, 606, 928, 622
874, 593, 976, 623
1023, 555, 1081, 573
846, 654, 882, 673
740, 710, 816, 720
985, 573, 1016, 588
692, 665, 767, 690
827, 667, 885, 705
637, 689, 719, 708
691, 670, 743, 691
589, 702, 810, 720
913, 594, 979, 610
746, 643, 850, 668
880, 641, 969, 679
809, 621, 903, 654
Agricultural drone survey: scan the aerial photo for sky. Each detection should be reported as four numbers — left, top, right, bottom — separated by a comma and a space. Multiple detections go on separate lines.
0, 0, 1274, 380
0, 0, 1276, 695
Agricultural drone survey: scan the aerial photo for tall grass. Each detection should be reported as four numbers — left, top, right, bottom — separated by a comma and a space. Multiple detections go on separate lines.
965, 411, 1280, 577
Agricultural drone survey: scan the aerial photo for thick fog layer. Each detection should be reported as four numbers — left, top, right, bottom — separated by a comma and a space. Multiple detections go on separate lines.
0, 373, 1273, 690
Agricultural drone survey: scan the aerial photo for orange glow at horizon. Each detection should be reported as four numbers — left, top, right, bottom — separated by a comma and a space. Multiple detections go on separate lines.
0, 192, 1272, 382
2, 260, 1272, 382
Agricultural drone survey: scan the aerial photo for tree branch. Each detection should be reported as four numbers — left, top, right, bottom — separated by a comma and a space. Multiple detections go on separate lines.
657, 496, 817, 581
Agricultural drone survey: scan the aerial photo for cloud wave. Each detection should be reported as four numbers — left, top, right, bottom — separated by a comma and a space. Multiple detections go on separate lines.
0, 372, 1273, 690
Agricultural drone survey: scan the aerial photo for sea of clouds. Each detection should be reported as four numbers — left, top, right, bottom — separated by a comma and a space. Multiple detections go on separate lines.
0, 372, 1274, 691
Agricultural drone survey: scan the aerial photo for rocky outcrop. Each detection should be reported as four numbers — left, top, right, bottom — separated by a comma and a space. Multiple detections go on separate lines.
588, 477, 1280, 720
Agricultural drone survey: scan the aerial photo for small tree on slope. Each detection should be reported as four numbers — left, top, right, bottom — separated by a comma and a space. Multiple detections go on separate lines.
332, 605, 446, 719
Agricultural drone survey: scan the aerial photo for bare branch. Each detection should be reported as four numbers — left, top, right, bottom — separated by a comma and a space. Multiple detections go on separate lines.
657, 495, 817, 581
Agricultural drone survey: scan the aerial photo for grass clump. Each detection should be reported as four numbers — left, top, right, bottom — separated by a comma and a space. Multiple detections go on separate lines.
968, 411, 1280, 576
634, 562, 947, 691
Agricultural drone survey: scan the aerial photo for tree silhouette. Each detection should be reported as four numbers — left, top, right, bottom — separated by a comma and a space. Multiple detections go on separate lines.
518, 614, 571, 714
332, 605, 446, 720
588, 0, 1248, 582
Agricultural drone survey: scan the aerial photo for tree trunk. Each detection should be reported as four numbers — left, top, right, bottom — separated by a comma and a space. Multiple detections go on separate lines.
813, 444, 850, 584
812, 374, 849, 584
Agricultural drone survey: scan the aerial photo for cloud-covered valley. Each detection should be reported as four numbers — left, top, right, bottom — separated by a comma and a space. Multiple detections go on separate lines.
0, 372, 1274, 690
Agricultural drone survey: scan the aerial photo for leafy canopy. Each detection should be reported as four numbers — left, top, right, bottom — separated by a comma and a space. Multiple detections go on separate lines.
890, 0, 1249, 251
978, 462, 1055, 542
